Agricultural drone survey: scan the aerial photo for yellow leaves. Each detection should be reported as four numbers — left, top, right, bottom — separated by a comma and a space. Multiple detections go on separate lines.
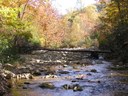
60, 4, 100, 47
0, 7, 18, 19
18, 0, 28, 4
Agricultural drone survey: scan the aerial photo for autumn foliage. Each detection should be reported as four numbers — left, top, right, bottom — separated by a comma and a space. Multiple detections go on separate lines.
0, 0, 103, 62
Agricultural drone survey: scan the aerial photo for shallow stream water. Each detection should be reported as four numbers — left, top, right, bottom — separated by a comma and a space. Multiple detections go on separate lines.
13, 60, 128, 96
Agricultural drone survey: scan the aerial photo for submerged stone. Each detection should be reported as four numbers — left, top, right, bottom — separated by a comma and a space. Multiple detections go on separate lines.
62, 84, 69, 90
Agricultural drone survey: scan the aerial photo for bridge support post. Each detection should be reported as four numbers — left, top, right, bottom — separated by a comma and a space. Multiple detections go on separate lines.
91, 52, 99, 59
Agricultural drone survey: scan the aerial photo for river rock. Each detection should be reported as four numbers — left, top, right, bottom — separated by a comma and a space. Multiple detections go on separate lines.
44, 74, 57, 79
76, 74, 86, 80
62, 84, 70, 90
32, 70, 42, 76
63, 65, 68, 67
62, 84, 83, 91
17, 66, 30, 73
3, 63, 15, 71
87, 73, 92, 76
24, 82, 31, 85
44, 71, 56, 75
95, 60, 103, 64
88, 80, 101, 83
59, 71, 69, 74
5, 74, 12, 79
16, 73, 33, 80
73, 84, 83, 91
72, 80, 78, 82
39, 82, 55, 89
2, 70, 16, 79
99, 56, 104, 60
97, 80, 101, 83
23, 86, 28, 89
90, 69, 97, 73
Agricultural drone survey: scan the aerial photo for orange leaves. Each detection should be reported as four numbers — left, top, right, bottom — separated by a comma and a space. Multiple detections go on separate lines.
34, 1, 65, 47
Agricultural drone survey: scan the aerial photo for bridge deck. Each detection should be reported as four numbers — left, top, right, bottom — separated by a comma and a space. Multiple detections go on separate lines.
41, 48, 111, 53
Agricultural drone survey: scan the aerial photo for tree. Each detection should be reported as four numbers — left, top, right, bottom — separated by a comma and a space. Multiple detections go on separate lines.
34, 1, 65, 48
0, 0, 43, 62
61, 5, 99, 48
97, 0, 128, 63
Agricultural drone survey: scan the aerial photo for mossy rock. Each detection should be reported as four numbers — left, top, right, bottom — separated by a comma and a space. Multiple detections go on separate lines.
39, 82, 55, 89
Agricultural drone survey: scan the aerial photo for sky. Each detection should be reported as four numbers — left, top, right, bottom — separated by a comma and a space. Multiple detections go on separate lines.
51, 0, 97, 15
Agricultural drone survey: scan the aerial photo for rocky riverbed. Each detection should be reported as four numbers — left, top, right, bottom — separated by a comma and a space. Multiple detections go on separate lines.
12, 60, 128, 96
0, 50, 128, 96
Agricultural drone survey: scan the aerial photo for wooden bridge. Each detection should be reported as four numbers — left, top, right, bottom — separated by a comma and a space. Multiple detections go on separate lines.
40, 48, 111, 59
41, 48, 111, 53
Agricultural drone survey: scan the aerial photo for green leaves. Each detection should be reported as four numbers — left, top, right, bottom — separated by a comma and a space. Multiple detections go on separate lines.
0, 6, 19, 30
0, 2, 39, 63
97, 0, 128, 63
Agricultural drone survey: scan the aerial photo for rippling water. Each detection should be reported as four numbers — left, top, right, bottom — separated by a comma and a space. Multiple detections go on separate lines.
13, 60, 128, 96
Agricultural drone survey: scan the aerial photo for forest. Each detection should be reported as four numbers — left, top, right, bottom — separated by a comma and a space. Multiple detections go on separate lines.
0, 0, 127, 64
0, 0, 128, 96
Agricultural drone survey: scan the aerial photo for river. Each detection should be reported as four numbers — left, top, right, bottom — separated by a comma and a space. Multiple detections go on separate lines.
12, 58, 128, 96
